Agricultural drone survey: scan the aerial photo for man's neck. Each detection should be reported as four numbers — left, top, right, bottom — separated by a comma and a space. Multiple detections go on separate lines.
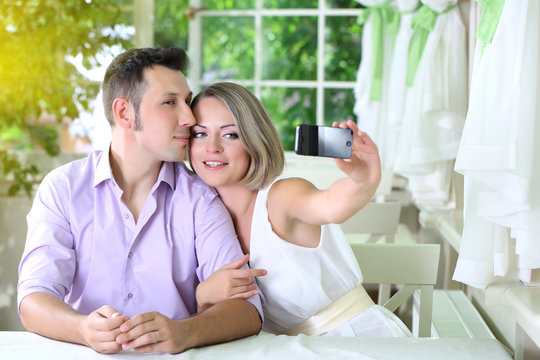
109, 142, 162, 223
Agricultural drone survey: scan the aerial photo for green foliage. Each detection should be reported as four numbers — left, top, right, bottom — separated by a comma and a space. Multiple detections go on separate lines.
154, 0, 189, 49
324, 89, 355, 127
0, 0, 132, 195
205, 0, 254, 10
203, 16, 255, 79
263, 16, 318, 81
325, 16, 363, 81
263, 0, 317, 8
0, 150, 39, 196
262, 88, 317, 149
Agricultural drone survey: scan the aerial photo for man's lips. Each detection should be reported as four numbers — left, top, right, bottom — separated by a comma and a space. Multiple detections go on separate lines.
173, 135, 190, 144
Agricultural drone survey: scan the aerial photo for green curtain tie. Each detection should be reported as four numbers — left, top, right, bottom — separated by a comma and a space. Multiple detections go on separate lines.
357, 0, 395, 101
387, 4, 422, 55
406, 3, 456, 87
386, 8, 402, 40
475, 0, 505, 56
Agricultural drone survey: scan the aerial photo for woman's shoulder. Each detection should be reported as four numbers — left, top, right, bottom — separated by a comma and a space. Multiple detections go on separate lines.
268, 176, 318, 199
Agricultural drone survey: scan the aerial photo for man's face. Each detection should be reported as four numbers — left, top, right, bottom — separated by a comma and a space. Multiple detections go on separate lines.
133, 65, 195, 162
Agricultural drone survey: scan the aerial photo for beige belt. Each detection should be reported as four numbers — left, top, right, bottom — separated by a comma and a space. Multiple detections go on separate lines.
284, 286, 375, 336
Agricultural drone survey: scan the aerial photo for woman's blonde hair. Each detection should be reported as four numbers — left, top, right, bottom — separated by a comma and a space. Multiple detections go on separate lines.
191, 82, 284, 190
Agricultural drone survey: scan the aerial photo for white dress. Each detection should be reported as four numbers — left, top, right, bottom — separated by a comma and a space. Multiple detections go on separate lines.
249, 178, 411, 337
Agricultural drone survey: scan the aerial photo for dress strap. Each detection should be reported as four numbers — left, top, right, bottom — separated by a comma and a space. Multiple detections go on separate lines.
283, 286, 375, 336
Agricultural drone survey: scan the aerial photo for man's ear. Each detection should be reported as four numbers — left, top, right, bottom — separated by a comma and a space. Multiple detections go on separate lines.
112, 97, 134, 129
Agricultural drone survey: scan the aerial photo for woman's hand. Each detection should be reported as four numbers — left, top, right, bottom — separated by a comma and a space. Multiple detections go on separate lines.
333, 120, 381, 189
195, 254, 267, 313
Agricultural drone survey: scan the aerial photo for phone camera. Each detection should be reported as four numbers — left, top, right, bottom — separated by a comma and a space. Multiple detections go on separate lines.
346, 141, 352, 147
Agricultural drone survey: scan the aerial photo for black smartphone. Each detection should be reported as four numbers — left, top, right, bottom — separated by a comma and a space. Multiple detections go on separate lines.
294, 124, 353, 159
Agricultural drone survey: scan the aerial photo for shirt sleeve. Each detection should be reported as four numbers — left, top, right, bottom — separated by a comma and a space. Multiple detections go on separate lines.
192, 190, 265, 323
17, 170, 76, 311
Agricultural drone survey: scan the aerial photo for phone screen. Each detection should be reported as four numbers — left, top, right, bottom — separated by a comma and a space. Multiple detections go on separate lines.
294, 124, 353, 159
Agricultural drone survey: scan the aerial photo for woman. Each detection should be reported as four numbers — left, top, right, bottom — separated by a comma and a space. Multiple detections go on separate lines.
189, 82, 411, 337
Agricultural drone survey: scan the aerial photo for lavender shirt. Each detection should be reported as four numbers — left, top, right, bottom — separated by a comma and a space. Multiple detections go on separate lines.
17, 149, 263, 320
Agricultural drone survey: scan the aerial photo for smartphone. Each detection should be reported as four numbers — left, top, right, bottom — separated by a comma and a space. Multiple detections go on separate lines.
294, 124, 353, 159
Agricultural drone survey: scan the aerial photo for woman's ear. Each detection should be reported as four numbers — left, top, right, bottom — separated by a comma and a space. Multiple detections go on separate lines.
112, 97, 134, 129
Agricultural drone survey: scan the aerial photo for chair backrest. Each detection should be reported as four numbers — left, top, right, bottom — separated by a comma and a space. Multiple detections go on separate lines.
282, 152, 393, 200
350, 243, 441, 337
342, 201, 403, 304
340, 201, 401, 243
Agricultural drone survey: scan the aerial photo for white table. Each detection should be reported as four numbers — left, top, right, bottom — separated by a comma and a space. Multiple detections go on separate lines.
0, 331, 513, 359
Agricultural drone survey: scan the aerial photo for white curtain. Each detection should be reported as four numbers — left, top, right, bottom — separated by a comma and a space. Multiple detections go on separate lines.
393, 0, 467, 206
386, 0, 420, 171
354, 0, 397, 171
453, 0, 540, 288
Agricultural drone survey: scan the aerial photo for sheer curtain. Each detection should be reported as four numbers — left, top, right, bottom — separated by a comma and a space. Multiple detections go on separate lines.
386, 0, 420, 171
393, 0, 468, 206
354, 0, 397, 171
453, 0, 540, 288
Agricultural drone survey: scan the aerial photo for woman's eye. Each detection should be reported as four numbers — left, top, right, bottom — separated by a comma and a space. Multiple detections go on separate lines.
191, 131, 206, 138
164, 100, 175, 105
224, 133, 239, 139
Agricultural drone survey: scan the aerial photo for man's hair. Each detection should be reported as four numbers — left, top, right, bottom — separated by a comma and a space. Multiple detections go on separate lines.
102, 47, 190, 125
190, 82, 285, 190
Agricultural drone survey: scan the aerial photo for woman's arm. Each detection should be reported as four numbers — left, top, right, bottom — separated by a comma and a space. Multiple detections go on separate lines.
268, 120, 381, 242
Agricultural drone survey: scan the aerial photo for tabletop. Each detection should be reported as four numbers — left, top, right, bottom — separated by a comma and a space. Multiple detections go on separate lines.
0, 331, 513, 360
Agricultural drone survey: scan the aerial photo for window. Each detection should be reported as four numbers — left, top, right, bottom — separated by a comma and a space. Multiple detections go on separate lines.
165, 0, 363, 150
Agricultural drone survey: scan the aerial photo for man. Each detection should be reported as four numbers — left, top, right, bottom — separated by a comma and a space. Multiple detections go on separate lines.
17, 48, 264, 354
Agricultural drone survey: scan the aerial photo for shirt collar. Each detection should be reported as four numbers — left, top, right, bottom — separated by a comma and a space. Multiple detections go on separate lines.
93, 146, 114, 187
157, 161, 176, 191
93, 145, 176, 191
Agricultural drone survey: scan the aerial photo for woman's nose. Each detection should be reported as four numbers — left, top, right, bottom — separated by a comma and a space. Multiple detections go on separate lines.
206, 136, 223, 153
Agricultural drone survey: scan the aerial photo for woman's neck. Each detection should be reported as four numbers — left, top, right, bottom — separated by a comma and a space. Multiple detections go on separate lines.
216, 184, 258, 253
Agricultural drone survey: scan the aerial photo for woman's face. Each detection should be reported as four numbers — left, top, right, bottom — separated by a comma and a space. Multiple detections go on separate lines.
190, 96, 250, 189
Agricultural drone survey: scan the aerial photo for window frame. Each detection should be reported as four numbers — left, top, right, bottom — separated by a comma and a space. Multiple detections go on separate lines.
187, 0, 362, 126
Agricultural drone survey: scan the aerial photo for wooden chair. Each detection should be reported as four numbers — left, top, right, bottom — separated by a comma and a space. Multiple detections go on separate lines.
340, 201, 402, 244
350, 243, 441, 337
342, 201, 403, 305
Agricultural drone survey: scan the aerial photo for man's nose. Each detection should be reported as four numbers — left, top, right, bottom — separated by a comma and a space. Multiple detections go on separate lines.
179, 106, 196, 127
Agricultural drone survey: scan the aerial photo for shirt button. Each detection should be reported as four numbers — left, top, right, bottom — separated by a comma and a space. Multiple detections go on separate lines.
123, 213, 129, 220
127, 293, 133, 299
128, 252, 133, 259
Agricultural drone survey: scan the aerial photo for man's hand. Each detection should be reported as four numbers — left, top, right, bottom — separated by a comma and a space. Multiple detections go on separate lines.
81, 305, 129, 354
116, 311, 185, 354
19, 293, 130, 355
196, 254, 267, 312
116, 298, 262, 354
